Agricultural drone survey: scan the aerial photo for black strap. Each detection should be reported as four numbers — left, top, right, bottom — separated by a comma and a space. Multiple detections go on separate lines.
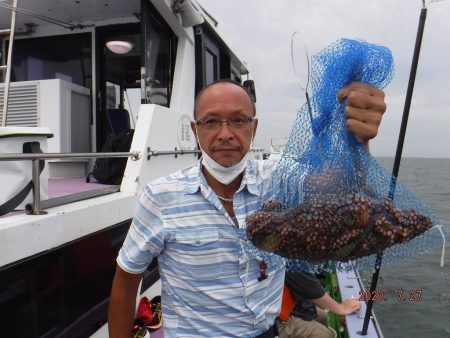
0, 142, 45, 216
255, 324, 278, 338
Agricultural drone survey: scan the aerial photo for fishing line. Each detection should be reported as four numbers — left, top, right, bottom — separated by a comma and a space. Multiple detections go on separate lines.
438, 227, 446, 267
291, 31, 313, 124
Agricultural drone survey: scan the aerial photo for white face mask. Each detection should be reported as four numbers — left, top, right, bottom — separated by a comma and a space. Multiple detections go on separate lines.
195, 127, 253, 185
201, 149, 250, 185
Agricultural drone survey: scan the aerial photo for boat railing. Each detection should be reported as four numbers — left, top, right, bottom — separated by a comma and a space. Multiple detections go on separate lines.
0, 149, 201, 215
146, 148, 200, 160
336, 268, 385, 338
355, 270, 385, 338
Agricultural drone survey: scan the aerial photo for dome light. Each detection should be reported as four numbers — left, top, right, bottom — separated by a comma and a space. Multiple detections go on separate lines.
106, 40, 134, 54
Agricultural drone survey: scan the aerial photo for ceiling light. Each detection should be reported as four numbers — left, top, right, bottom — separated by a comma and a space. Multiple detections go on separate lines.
106, 40, 134, 54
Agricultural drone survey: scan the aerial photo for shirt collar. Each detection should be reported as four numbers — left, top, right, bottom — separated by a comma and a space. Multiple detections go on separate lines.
185, 160, 202, 194
238, 160, 259, 196
186, 159, 259, 197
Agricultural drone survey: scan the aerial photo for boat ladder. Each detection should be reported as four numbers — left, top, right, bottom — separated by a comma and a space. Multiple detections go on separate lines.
0, 0, 18, 127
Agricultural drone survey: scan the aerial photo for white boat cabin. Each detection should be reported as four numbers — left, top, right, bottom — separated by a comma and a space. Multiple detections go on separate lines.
0, 1, 253, 337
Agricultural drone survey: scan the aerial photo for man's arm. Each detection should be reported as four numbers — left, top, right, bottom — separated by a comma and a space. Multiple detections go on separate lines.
108, 265, 143, 338
311, 293, 361, 316
286, 272, 361, 316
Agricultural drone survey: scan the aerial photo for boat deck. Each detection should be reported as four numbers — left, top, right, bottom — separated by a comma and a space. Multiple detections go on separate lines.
48, 176, 115, 197
1, 176, 119, 218
337, 270, 383, 338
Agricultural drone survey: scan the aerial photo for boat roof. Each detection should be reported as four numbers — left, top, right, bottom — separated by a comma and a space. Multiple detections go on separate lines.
0, 0, 140, 30
0, 0, 248, 74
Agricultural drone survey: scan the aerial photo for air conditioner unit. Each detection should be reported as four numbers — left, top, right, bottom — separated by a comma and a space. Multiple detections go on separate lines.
0, 79, 91, 177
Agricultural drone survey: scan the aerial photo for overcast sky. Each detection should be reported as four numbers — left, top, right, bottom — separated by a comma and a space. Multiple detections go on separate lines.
197, 0, 450, 158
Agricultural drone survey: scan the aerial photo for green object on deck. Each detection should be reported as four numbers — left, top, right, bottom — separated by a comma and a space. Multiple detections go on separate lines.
322, 272, 348, 338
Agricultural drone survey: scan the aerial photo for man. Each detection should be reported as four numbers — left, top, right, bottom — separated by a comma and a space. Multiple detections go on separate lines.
108, 79, 386, 337
277, 272, 361, 338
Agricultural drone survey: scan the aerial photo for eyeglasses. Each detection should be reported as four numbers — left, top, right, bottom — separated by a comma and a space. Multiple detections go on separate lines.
195, 116, 255, 131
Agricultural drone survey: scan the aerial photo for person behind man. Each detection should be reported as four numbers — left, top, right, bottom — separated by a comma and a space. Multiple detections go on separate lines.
277, 272, 361, 338
108, 79, 387, 338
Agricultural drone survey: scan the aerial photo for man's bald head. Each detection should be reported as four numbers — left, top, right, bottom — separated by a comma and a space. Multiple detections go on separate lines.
193, 79, 256, 119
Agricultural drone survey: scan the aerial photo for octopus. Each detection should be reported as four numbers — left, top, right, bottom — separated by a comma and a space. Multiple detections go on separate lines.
246, 193, 433, 261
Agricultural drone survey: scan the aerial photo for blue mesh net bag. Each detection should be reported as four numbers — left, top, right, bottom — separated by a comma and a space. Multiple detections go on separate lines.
245, 38, 447, 272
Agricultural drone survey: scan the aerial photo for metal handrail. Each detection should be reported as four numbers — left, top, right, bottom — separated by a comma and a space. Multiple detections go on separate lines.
0, 151, 141, 161
0, 149, 205, 215
1, 147, 264, 215
146, 147, 200, 160
1, 151, 141, 215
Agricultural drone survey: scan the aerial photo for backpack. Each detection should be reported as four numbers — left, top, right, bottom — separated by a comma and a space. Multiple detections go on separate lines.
86, 129, 134, 185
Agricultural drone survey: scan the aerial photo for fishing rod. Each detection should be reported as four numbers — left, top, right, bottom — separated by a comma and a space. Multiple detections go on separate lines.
360, 1, 430, 334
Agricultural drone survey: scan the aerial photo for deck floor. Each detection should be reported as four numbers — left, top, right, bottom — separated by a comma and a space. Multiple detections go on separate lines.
1, 176, 117, 218
48, 176, 116, 198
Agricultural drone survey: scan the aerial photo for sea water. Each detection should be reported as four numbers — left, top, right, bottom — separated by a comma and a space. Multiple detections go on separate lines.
360, 157, 450, 338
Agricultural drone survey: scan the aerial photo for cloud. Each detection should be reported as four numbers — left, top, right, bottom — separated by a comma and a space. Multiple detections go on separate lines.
198, 0, 450, 158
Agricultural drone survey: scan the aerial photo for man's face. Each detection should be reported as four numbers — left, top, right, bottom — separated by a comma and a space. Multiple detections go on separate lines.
191, 83, 258, 167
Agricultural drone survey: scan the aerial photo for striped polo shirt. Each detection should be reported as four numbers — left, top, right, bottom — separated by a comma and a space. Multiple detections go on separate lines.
118, 159, 285, 337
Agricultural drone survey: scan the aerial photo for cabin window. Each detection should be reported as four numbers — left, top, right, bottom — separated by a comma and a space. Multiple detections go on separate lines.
141, 1, 178, 106
205, 47, 218, 85
10, 33, 92, 88
231, 62, 242, 83
195, 26, 242, 96
0, 220, 157, 337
